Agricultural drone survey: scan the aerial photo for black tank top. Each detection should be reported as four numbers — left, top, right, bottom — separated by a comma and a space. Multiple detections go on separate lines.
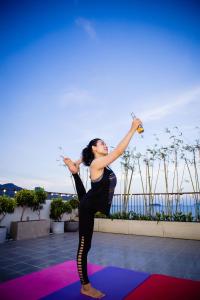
87, 166, 117, 216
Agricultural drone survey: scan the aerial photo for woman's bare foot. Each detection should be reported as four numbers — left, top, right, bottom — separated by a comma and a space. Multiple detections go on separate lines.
62, 157, 80, 174
81, 283, 105, 299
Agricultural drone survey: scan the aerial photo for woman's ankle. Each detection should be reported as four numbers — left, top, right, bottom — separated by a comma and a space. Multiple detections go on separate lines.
82, 282, 91, 290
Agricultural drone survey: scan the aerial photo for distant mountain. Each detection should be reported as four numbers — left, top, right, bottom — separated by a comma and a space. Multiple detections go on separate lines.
0, 183, 22, 191
0, 183, 22, 197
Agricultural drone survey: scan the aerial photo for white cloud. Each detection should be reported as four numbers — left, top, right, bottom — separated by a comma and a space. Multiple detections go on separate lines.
140, 86, 200, 122
75, 17, 97, 40
60, 88, 94, 107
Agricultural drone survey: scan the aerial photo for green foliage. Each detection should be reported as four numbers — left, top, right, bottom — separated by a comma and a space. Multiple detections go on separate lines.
173, 211, 186, 222
34, 188, 48, 205
15, 189, 35, 221
128, 211, 140, 220
0, 195, 16, 223
32, 188, 48, 217
50, 198, 73, 221
139, 214, 152, 220
50, 198, 65, 222
186, 212, 193, 222
110, 212, 130, 220
15, 189, 35, 207
63, 201, 72, 214
153, 211, 194, 222
95, 210, 195, 222
68, 197, 79, 209
94, 211, 107, 218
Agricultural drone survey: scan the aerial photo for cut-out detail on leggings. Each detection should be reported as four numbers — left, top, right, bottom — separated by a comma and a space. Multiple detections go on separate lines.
77, 236, 87, 285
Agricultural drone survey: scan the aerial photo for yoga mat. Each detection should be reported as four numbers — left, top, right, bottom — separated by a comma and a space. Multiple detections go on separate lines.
0, 260, 104, 300
41, 266, 150, 300
125, 274, 200, 300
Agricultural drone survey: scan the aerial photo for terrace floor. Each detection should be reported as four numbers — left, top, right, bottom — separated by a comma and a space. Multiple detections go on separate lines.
0, 232, 200, 283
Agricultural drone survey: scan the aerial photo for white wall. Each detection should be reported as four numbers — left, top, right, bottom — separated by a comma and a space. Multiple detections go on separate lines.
0, 200, 78, 234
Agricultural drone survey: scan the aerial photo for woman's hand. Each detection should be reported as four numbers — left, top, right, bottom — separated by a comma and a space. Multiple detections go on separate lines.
62, 157, 81, 174
74, 157, 83, 166
131, 117, 143, 131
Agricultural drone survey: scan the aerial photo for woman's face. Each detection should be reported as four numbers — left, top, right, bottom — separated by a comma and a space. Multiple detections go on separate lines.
92, 139, 108, 156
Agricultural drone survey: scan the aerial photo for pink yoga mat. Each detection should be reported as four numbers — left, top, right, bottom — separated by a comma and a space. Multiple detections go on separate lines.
0, 260, 104, 300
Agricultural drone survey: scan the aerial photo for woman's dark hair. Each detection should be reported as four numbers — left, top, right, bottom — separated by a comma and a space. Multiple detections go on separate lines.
82, 138, 101, 166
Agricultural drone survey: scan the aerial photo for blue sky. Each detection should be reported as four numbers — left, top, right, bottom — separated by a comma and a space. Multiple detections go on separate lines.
0, 0, 200, 193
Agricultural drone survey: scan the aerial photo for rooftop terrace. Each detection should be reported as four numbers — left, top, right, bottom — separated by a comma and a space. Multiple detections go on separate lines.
0, 232, 200, 283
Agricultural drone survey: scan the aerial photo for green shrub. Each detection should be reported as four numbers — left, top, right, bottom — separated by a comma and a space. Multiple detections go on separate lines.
0, 195, 16, 224
50, 198, 72, 222
32, 188, 48, 219
50, 198, 65, 222
173, 211, 186, 222
128, 211, 140, 220
68, 198, 79, 209
95, 209, 197, 222
139, 214, 152, 221
63, 201, 72, 214
95, 211, 107, 218
186, 212, 193, 222
15, 189, 35, 221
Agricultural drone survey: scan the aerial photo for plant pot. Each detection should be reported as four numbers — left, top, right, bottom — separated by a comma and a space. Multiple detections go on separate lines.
52, 221, 64, 234
64, 221, 79, 232
0, 226, 7, 243
10, 219, 50, 241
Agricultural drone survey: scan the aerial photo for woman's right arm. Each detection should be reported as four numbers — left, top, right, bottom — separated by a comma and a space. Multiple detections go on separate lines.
91, 118, 142, 170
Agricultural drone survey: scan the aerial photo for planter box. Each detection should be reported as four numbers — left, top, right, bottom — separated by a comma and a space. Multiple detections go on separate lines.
10, 219, 50, 241
162, 221, 200, 240
128, 220, 164, 237
94, 218, 200, 240
64, 221, 79, 232
96, 219, 129, 234
0, 226, 7, 243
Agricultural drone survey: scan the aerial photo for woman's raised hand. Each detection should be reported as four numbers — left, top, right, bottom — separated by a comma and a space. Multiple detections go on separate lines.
131, 117, 143, 131
62, 157, 80, 174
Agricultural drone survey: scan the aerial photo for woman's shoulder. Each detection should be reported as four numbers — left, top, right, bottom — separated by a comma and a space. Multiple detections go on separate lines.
89, 164, 111, 181
90, 159, 111, 168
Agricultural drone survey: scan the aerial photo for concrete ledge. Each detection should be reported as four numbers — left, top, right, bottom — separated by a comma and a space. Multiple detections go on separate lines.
162, 221, 200, 240
94, 218, 200, 240
98, 219, 129, 234
128, 220, 164, 237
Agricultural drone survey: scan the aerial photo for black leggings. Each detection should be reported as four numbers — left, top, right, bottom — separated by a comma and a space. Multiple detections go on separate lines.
72, 173, 96, 285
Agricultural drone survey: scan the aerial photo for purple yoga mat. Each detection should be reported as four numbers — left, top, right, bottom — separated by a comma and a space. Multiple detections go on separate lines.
40, 266, 150, 300
0, 260, 104, 300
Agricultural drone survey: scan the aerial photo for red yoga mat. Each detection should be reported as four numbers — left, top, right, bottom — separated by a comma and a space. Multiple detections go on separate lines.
125, 274, 200, 300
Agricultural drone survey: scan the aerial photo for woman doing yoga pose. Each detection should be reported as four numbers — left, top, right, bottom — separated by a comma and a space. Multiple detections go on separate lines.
63, 117, 142, 299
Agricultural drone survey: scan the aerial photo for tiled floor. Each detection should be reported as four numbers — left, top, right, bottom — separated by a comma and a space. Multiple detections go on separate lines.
0, 232, 200, 283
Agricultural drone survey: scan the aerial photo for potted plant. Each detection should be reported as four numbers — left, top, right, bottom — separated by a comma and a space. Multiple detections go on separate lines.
10, 189, 50, 240
32, 187, 48, 219
0, 195, 16, 243
64, 197, 79, 232
50, 198, 72, 234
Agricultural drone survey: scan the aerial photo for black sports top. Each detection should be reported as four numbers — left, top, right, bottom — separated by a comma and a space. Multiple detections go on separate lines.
87, 165, 117, 216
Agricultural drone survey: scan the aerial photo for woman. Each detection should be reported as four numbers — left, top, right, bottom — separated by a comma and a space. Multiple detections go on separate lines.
63, 117, 142, 299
